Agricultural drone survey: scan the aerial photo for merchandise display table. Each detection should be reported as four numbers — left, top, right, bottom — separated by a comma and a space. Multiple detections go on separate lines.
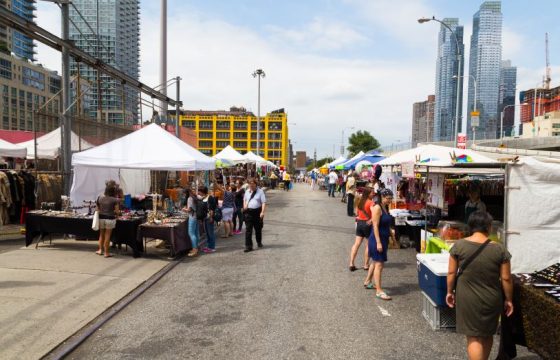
136, 218, 190, 257
25, 211, 145, 257
499, 280, 560, 359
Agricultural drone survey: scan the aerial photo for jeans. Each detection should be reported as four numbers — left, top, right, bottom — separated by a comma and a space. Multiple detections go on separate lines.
233, 207, 244, 231
328, 183, 336, 197
188, 217, 199, 249
245, 208, 263, 249
347, 193, 355, 216
204, 218, 216, 249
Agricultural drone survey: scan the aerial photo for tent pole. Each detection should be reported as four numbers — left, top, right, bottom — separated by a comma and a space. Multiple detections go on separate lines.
503, 164, 509, 250
424, 165, 429, 253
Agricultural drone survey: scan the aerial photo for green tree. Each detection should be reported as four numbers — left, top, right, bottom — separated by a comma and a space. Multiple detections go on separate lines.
347, 130, 380, 156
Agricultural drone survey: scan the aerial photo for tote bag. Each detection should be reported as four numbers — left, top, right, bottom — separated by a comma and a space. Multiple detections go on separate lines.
92, 211, 100, 231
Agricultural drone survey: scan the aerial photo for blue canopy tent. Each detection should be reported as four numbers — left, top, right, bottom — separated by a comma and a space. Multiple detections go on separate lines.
335, 153, 385, 170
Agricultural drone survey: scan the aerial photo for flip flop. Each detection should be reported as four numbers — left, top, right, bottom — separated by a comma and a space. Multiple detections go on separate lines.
376, 292, 392, 301
349, 266, 357, 272
104, 254, 114, 258
95, 251, 103, 255
363, 267, 370, 271
364, 283, 376, 289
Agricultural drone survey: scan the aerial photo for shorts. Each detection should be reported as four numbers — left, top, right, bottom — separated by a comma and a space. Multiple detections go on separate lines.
221, 207, 234, 221
356, 220, 372, 238
99, 219, 116, 230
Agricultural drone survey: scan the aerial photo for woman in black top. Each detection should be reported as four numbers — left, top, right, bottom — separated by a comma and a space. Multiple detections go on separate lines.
233, 185, 245, 234
96, 182, 120, 258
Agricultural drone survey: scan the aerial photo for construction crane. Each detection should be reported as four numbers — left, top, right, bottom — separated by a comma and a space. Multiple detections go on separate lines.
544, 32, 551, 90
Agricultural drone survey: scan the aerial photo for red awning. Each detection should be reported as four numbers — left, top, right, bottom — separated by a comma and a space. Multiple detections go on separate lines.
0, 130, 44, 143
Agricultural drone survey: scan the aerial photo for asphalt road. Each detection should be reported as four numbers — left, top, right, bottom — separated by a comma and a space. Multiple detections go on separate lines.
69, 184, 539, 360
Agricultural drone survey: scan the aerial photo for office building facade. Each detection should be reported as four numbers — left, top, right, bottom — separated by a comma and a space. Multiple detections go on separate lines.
434, 18, 464, 142
69, 0, 140, 125
498, 60, 517, 137
0, 0, 36, 62
519, 85, 560, 137
411, 95, 435, 146
467, 1, 503, 140
177, 107, 289, 166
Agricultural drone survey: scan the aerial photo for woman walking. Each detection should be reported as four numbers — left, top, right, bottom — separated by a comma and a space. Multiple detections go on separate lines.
364, 189, 394, 300
184, 188, 200, 257
95, 181, 120, 258
349, 187, 373, 272
446, 211, 513, 360
232, 184, 245, 234
221, 184, 235, 238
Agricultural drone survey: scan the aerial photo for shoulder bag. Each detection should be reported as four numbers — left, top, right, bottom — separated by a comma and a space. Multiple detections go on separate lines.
242, 190, 259, 215
452, 239, 491, 293
92, 196, 100, 231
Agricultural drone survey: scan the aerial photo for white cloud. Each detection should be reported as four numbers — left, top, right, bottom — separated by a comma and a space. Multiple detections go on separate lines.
266, 17, 370, 52
503, 26, 525, 61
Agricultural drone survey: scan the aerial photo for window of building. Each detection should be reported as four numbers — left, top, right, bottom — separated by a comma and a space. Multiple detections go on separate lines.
268, 150, 281, 158
250, 141, 265, 149
233, 132, 247, 139
233, 141, 247, 149
268, 133, 281, 140
268, 141, 281, 149
268, 122, 282, 131
250, 133, 264, 140
49, 77, 61, 94
199, 140, 213, 148
200, 149, 212, 156
234, 121, 247, 130
216, 141, 229, 148
552, 123, 560, 129
250, 122, 265, 130
0, 58, 11, 80
182, 120, 195, 129
216, 132, 230, 139
216, 121, 230, 130
22, 67, 45, 91
199, 131, 213, 139
199, 120, 213, 129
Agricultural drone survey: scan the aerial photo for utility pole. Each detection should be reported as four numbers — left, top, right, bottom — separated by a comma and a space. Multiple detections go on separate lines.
175, 76, 181, 137
160, 0, 167, 122
61, 2, 72, 195
252, 69, 265, 156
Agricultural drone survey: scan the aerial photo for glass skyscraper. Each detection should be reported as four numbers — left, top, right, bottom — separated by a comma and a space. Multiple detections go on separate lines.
69, 0, 140, 125
434, 18, 464, 142
467, 1, 503, 140
0, 0, 36, 61
499, 60, 517, 137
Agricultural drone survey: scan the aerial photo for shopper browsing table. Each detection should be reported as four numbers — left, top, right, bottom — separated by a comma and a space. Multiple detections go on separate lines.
95, 181, 120, 258
446, 211, 513, 360
243, 179, 266, 252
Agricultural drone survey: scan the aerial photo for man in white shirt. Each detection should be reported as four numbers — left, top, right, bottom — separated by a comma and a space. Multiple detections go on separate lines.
328, 170, 338, 197
243, 178, 267, 252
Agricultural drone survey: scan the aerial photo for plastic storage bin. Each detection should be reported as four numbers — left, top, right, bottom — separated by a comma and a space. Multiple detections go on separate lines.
421, 291, 456, 330
417, 253, 450, 306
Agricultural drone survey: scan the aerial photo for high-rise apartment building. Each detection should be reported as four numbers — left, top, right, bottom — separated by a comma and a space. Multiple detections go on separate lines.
0, 0, 36, 62
434, 18, 464, 142
467, 1, 503, 140
498, 60, 517, 137
176, 107, 290, 167
411, 95, 435, 146
69, 0, 140, 125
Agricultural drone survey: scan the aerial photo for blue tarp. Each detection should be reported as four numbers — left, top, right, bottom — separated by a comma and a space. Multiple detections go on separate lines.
337, 153, 385, 170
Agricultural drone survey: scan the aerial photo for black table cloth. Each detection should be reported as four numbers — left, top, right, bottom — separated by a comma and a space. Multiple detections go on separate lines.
25, 212, 144, 257
136, 219, 190, 256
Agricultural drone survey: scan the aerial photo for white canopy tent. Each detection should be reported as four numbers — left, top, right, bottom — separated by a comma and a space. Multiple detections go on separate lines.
18, 127, 94, 160
214, 145, 247, 164
0, 138, 27, 158
327, 156, 347, 168
377, 144, 496, 167
70, 123, 215, 206
243, 151, 269, 165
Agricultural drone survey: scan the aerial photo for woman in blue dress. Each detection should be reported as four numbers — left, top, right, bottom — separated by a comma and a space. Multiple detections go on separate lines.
364, 188, 394, 300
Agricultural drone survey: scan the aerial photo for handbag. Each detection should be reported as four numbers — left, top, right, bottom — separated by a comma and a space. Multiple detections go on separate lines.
92, 210, 100, 231
452, 239, 491, 292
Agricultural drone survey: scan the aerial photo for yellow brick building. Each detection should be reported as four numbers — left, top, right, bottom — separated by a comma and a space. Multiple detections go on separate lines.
176, 107, 289, 167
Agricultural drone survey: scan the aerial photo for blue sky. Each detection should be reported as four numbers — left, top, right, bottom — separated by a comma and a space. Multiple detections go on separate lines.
36, 0, 560, 158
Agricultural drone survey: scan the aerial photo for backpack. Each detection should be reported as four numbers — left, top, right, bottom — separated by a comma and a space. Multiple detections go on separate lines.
207, 196, 222, 222
195, 198, 208, 220
213, 207, 223, 222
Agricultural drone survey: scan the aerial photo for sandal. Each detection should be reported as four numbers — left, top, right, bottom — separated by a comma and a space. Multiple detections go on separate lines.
376, 292, 392, 301
349, 265, 357, 272
104, 254, 114, 258
95, 251, 103, 255
363, 266, 370, 271
364, 283, 376, 289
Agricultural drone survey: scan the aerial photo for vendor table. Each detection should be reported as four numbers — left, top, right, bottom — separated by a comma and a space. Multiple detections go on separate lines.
498, 280, 560, 360
136, 218, 190, 257
25, 212, 144, 257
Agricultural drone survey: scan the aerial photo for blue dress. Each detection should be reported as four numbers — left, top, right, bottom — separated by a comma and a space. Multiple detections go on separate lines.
368, 205, 393, 262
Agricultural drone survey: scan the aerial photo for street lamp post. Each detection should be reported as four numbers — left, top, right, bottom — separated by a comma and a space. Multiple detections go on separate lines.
454, 74, 477, 145
501, 103, 528, 144
419, 16, 462, 148
252, 69, 265, 157
341, 126, 354, 156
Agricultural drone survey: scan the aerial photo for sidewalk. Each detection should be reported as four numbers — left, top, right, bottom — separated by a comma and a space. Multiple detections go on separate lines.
0, 238, 170, 360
